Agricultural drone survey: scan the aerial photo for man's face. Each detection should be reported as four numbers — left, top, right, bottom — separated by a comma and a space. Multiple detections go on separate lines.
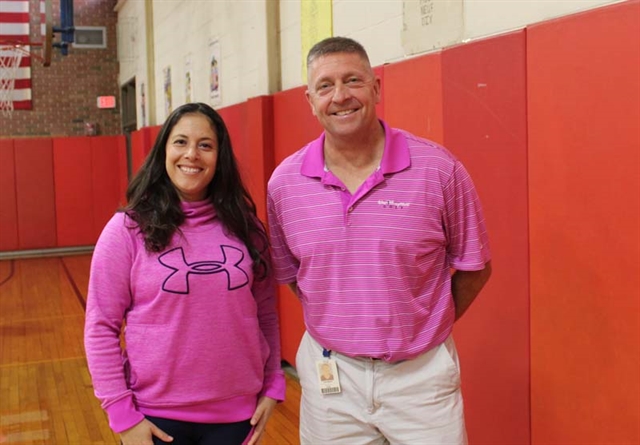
305, 52, 381, 141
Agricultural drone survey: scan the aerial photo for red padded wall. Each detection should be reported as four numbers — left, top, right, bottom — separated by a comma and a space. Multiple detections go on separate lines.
218, 102, 246, 158
273, 86, 323, 165
218, 98, 275, 222
442, 30, 530, 445
272, 87, 323, 366
527, 2, 639, 443
131, 127, 151, 176
245, 96, 275, 222
14, 138, 57, 249
218, 102, 253, 212
217, 103, 248, 187
131, 126, 163, 177
91, 135, 128, 239
117, 136, 129, 204
383, 52, 444, 143
53, 137, 95, 247
0, 139, 18, 251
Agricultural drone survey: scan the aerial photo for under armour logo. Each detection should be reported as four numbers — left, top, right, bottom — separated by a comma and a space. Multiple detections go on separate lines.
158, 245, 249, 294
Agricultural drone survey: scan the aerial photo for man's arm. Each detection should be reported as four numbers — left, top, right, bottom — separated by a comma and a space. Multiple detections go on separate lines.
451, 261, 492, 321
287, 282, 298, 297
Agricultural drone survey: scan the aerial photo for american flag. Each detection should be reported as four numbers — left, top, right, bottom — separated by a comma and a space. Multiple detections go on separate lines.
0, 0, 32, 111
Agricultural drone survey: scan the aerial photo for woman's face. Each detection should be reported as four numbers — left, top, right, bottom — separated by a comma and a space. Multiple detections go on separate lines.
165, 113, 218, 202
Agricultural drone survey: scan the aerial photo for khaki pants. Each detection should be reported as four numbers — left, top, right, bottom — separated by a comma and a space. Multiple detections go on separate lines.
296, 332, 468, 445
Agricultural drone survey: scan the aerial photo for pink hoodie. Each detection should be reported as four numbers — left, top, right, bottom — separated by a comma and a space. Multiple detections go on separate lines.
84, 200, 285, 432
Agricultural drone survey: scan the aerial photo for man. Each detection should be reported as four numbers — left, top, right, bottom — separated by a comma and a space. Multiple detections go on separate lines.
267, 36, 492, 444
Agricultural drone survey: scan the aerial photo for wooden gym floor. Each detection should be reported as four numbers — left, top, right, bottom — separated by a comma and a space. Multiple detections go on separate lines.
0, 255, 301, 445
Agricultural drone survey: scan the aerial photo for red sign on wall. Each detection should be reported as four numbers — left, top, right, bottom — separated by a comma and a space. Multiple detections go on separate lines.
97, 96, 116, 109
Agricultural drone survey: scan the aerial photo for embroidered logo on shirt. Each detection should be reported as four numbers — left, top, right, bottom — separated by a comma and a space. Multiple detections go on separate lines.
377, 199, 411, 209
158, 246, 249, 294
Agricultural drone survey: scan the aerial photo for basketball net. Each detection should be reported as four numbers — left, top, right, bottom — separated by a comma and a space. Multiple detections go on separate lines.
0, 45, 25, 118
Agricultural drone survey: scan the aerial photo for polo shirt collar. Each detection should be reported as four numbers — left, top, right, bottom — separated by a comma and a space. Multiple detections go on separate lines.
300, 120, 411, 179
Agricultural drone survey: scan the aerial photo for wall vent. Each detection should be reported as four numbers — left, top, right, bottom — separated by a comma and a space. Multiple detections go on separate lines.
73, 27, 107, 49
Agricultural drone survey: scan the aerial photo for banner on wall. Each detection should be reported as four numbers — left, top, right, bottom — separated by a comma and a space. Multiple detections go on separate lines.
402, 0, 463, 55
0, 0, 33, 110
185, 54, 192, 103
163, 66, 172, 117
209, 39, 221, 106
301, 0, 332, 82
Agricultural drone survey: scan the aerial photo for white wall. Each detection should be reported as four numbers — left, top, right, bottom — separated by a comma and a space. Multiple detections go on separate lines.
115, 0, 274, 127
152, 0, 272, 121
279, 0, 302, 90
333, 0, 405, 65
463, 0, 623, 40
116, 0, 144, 86
115, 0, 624, 127
115, 0, 148, 126
280, 0, 622, 89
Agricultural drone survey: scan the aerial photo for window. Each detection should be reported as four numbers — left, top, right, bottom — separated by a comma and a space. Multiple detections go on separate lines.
73, 26, 107, 49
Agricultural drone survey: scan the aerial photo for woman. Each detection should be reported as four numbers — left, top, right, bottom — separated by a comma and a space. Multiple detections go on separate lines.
84, 103, 285, 445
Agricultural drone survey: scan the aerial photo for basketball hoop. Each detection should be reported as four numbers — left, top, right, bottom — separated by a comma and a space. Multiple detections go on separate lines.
0, 40, 49, 118
0, 45, 26, 118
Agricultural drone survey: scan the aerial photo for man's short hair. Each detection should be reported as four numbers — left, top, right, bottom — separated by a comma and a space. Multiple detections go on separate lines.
307, 36, 371, 68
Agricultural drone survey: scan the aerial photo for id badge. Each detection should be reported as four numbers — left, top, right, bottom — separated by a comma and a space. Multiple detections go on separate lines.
315, 358, 341, 395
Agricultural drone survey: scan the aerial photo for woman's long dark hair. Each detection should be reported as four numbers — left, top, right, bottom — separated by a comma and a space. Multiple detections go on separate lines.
125, 102, 268, 279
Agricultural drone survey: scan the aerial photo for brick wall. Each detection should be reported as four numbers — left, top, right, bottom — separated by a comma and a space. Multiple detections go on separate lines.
0, 0, 120, 137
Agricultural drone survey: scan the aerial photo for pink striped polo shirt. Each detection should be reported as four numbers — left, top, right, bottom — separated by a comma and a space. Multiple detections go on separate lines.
267, 121, 491, 362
